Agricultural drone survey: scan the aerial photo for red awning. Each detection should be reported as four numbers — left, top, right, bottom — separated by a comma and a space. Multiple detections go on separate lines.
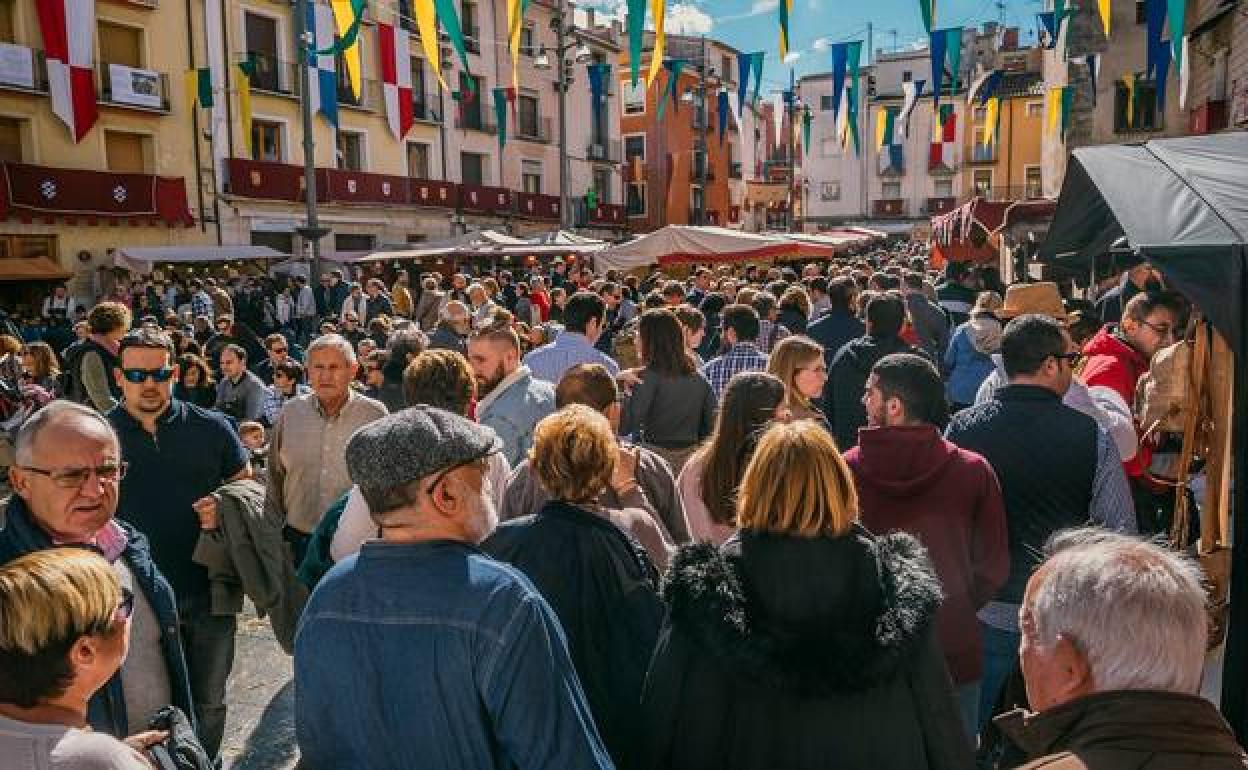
0, 162, 193, 227
932, 196, 1056, 246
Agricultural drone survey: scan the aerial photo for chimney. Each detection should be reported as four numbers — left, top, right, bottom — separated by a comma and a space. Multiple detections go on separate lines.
1003, 27, 1019, 50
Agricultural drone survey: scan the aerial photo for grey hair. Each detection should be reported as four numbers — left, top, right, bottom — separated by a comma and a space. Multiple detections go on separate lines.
307, 333, 357, 364
1028, 528, 1208, 694
14, 401, 118, 465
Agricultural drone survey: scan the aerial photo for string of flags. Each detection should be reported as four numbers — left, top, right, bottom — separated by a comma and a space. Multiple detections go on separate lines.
828, 41, 862, 155
778, 0, 795, 60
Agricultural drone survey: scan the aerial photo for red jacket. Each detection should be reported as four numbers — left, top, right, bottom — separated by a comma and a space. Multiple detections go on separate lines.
844, 424, 1009, 684
1081, 326, 1151, 478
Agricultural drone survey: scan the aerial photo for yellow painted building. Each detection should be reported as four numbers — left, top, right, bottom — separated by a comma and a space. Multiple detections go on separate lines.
0, 0, 213, 311
961, 71, 1047, 201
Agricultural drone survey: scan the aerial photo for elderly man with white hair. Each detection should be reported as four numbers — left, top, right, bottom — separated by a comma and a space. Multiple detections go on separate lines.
265, 333, 387, 567
997, 528, 1248, 769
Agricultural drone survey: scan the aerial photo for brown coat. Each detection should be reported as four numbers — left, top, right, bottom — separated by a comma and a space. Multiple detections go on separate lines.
998, 690, 1248, 770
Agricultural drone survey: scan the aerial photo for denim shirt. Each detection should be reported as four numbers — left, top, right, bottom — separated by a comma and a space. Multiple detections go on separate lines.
294, 539, 614, 770
0, 496, 195, 738
476, 368, 557, 467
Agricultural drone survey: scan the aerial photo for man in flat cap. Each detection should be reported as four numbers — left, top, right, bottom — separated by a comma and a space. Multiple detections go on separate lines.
293, 407, 613, 770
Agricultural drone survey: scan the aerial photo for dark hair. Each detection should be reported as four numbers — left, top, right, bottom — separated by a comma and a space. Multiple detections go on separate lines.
751, 291, 777, 319
865, 292, 906, 337
721, 303, 761, 342
386, 328, 428, 364
1123, 290, 1185, 325
562, 291, 607, 334
699, 372, 787, 525
673, 305, 705, 333
698, 292, 727, 317
221, 343, 248, 364
661, 280, 686, 299
639, 309, 697, 377
274, 359, 305, 383
118, 328, 175, 363
806, 276, 828, 296
403, 349, 474, 414
642, 292, 666, 310
265, 333, 287, 350
555, 363, 619, 412
0, 641, 75, 709
902, 272, 925, 291
827, 276, 856, 311
870, 353, 948, 426
178, 353, 215, 387
1001, 314, 1068, 378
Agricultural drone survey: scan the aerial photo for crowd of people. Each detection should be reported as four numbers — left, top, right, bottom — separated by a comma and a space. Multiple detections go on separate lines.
0, 247, 1243, 770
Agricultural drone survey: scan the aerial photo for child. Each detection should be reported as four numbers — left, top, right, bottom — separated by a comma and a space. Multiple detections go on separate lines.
238, 420, 269, 485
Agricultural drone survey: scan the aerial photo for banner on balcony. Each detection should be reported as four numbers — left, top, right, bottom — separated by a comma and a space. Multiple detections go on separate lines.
928, 104, 956, 169
778, 0, 794, 60
0, 43, 36, 89
648, 0, 666, 86
627, 0, 646, 86
184, 67, 212, 112
981, 96, 999, 147
718, 90, 729, 145
493, 88, 508, 149
899, 78, 925, 136
379, 22, 414, 140
108, 64, 163, 109
306, 1, 338, 127
506, 0, 530, 89
35, 0, 98, 142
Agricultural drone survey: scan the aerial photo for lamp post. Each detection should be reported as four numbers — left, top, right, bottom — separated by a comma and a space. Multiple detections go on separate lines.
535, 0, 592, 231
293, 0, 327, 279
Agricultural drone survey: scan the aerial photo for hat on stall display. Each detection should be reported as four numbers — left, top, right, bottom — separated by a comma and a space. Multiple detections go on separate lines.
998, 282, 1068, 320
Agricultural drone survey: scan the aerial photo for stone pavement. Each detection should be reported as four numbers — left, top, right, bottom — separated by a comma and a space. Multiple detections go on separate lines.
221, 606, 300, 770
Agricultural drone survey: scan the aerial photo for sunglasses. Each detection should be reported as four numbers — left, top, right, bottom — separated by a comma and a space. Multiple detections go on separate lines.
271, 347, 288, 355
120, 366, 176, 384
20, 461, 129, 489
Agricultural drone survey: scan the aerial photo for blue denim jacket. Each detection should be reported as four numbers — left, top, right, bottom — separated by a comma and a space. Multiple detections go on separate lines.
294, 539, 614, 770
476, 368, 557, 467
0, 496, 195, 737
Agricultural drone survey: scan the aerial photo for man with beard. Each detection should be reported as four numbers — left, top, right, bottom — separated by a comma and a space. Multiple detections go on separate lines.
467, 321, 555, 467
106, 329, 251, 758
295, 407, 612, 769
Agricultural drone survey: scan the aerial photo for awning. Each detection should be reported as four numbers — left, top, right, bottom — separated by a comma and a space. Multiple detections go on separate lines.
595, 226, 837, 271
0, 257, 73, 282
932, 197, 1056, 245
114, 245, 288, 275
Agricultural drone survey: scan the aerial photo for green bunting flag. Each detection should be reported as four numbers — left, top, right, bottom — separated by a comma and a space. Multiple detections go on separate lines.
435, 0, 474, 75
919, 0, 935, 33
195, 67, 213, 108
627, 0, 647, 86
316, 0, 367, 55
801, 107, 813, 154
493, 88, 508, 149
656, 59, 685, 121
750, 52, 765, 105
945, 27, 963, 94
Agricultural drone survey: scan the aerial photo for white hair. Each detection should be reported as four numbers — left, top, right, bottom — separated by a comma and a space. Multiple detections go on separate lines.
1028, 528, 1207, 694
15, 401, 117, 465
307, 333, 357, 364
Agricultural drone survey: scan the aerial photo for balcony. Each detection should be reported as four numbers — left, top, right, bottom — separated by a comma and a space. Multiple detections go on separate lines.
461, 183, 512, 214
243, 52, 297, 96
689, 165, 715, 182
98, 62, 171, 113
0, 161, 192, 225
0, 45, 47, 93
872, 199, 908, 218
926, 197, 958, 215
586, 140, 623, 163
464, 31, 481, 55
336, 77, 379, 111
973, 184, 1047, 202
412, 99, 441, 124
455, 109, 497, 134
515, 191, 560, 221
515, 115, 553, 143
968, 145, 997, 164
589, 203, 626, 226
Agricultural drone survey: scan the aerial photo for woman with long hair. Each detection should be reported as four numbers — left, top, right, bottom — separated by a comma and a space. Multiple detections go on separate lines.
677, 372, 788, 545
620, 309, 716, 476
767, 335, 831, 430
777, 285, 812, 335
0, 549, 170, 767
643, 420, 971, 770
174, 353, 216, 408
19, 342, 60, 395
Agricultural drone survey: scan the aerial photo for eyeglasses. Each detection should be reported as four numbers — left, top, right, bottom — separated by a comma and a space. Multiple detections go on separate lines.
120, 367, 176, 384
117, 587, 135, 621
19, 461, 129, 488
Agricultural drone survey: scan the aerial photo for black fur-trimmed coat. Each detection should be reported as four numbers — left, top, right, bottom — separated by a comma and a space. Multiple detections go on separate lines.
641, 526, 974, 770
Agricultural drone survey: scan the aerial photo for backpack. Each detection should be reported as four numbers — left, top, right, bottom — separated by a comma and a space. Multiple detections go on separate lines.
58, 340, 89, 405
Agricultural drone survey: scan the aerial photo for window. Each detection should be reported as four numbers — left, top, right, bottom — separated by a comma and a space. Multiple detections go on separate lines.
1026, 101, 1043, 118
881, 181, 901, 199
721, 55, 733, 82
820, 181, 841, 201
251, 120, 283, 161
407, 142, 431, 179
1025, 166, 1043, 198
624, 135, 645, 161
1114, 76, 1163, 132
622, 80, 645, 115
1136, 0, 1147, 23
337, 131, 365, 170
690, 186, 704, 221
593, 168, 612, 204
98, 21, 142, 68
522, 160, 542, 193
462, 2, 480, 53
0, 235, 56, 263
627, 183, 646, 216
244, 12, 282, 92
821, 138, 840, 158
461, 75, 484, 129
461, 152, 485, 185
406, 233, 428, 243
973, 169, 993, 196
104, 130, 148, 172
335, 234, 375, 252
902, 70, 912, 82
0, 0, 15, 43
0, 116, 22, 163
973, 105, 987, 123
517, 92, 540, 138
411, 58, 430, 120
972, 130, 994, 161
820, 94, 834, 111
692, 150, 708, 180
251, 231, 293, 254
520, 24, 536, 56
934, 178, 953, 197
397, 0, 417, 34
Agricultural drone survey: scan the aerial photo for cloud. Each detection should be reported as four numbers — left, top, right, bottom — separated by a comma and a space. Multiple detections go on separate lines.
751, 0, 779, 11
811, 36, 830, 51
666, 3, 714, 34
783, 50, 802, 64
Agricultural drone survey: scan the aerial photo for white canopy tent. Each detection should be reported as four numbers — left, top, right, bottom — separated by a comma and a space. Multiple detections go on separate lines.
114, 245, 288, 275
594, 226, 839, 272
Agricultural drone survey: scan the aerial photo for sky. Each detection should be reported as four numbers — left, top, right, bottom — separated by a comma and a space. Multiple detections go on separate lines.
578, 0, 1044, 93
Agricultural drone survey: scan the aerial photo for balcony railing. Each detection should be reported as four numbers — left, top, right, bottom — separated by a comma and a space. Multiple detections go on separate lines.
412, 99, 441, 123
872, 198, 908, 218
969, 145, 997, 164
689, 165, 715, 182
0, 46, 48, 93
243, 52, 297, 96
336, 77, 379, 110
515, 115, 553, 143
455, 110, 497, 134
926, 196, 958, 214
98, 62, 171, 113
464, 32, 481, 55
973, 184, 1047, 202
586, 140, 622, 163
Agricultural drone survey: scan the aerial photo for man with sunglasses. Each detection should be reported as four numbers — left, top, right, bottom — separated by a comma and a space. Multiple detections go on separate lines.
0, 401, 195, 742
946, 314, 1134, 735
106, 329, 251, 758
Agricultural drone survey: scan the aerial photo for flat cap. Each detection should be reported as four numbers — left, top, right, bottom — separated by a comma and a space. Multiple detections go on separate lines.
346, 406, 502, 492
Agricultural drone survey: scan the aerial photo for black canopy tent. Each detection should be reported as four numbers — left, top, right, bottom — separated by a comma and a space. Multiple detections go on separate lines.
1038, 132, 1248, 740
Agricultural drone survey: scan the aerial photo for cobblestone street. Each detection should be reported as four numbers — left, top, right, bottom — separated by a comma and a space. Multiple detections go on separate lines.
222, 607, 299, 770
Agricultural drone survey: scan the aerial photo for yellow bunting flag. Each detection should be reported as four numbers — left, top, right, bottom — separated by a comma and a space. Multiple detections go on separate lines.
647, 0, 666, 87
1098, 0, 1111, 37
238, 65, 253, 157
875, 109, 888, 149
1124, 74, 1135, 128
507, 0, 525, 89
1046, 87, 1061, 135
185, 70, 199, 115
413, 0, 448, 90
982, 97, 998, 146
332, 0, 362, 98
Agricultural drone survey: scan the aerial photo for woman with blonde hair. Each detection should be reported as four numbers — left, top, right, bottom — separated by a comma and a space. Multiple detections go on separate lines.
0, 549, 169, 767
643, 419, 970, 770
483, 404, 665, 770
767, 335, 831, 430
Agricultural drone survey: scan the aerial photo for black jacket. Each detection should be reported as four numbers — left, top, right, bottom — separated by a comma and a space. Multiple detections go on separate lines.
482, 501, 664, 770
827, 334, 921, 449
642, 527, 972, 770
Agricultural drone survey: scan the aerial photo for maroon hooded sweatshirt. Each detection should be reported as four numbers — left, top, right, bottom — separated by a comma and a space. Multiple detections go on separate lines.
844, 424, 1009, 685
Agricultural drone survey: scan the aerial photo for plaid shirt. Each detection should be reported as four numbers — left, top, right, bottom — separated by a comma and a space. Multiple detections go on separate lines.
191, 291, 214, 321
701, 342, 769, 400
262, 383, 311, 426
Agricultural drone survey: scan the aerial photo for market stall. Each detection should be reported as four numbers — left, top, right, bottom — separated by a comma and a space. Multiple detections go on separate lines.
1037, 131, 1248, 740
931, 196, 1056, 278
114, 245, 289, 279
595, 225, 838, 272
